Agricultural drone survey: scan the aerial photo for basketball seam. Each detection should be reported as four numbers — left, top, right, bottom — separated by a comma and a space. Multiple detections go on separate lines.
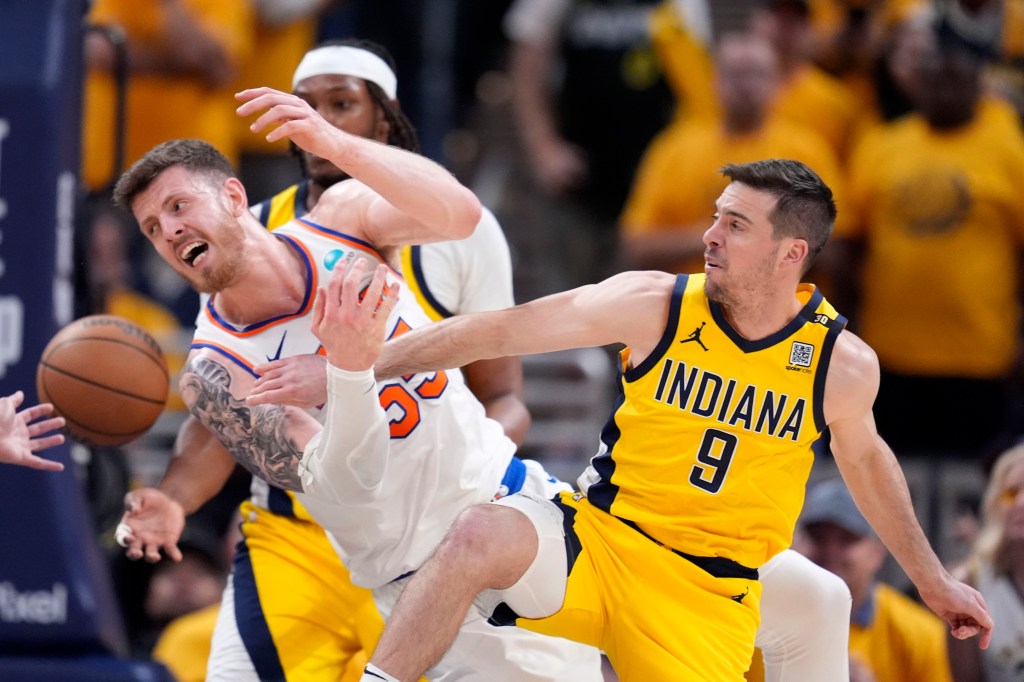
43, 336, 169, 379
38, 362, 168, 405
60, 413, 151, 439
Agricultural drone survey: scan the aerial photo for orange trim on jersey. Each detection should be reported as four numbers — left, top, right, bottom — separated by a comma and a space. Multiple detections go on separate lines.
190, 340, 260, 378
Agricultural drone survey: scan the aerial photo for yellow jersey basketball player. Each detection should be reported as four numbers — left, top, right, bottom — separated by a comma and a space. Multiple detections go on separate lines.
332, 159, 993, 682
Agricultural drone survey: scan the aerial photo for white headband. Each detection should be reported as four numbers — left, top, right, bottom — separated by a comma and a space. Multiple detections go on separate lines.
292, 46, 398, 99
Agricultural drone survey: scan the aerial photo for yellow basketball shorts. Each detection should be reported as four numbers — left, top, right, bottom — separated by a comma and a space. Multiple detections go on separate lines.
503, 492, 762, 681
226, 501, 380, 681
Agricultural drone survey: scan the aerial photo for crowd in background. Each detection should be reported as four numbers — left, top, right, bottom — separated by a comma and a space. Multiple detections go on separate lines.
71, 0, 1024, 680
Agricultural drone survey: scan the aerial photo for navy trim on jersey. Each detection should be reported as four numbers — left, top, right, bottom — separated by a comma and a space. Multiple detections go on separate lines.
296, 217, 383, 256
267, 486, 296, 518
293, 180, 310, 219
710, 286, 825, 353
205, 234, 314, 333
620, 517, 759, 580
254, 199, 271, 227
409, 245, 455, 318
233, 539, 286, 681
189, 343, 260, 378
624, 273, 687, 382
812, 312, 848, 433
586, 371, 627, 514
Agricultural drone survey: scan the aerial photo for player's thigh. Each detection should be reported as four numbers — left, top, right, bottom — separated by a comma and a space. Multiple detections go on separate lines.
216, 508, 376, 680
756, 549, 851, 682
562, 496, 760, 681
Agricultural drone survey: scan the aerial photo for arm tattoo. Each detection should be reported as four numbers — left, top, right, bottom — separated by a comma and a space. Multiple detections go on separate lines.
182, 357, 305, 492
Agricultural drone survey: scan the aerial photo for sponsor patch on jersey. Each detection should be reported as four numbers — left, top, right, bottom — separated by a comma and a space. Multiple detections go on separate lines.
788, 341, 814, 368
323, 248, 344, 271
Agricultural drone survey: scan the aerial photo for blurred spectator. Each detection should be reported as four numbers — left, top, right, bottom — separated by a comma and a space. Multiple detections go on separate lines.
620, 31, 844, 290
647, 0, 718, 124
806, 0, 923, 107
83, 204, 187, 411
233, 0, 333, 202
81, 0, 255, 326
836, 13, 1024, 459
936, 0, 1024, 119
798, 478, 953, 682
750, 0, 864, 160
948, 443, 1024, 681
503, 0, 676, 293
81, 0, 255, 191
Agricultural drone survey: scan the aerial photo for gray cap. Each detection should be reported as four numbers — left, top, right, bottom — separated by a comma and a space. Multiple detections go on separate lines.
801, 478, 874, 537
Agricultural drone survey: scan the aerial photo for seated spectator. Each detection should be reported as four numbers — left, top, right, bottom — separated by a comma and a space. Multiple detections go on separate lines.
798, 478, 953, 682
620, 30, 843, 290
948, 443, 1024, 681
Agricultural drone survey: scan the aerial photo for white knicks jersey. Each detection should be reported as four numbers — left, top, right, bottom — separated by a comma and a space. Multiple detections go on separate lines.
192, 217, 516, 587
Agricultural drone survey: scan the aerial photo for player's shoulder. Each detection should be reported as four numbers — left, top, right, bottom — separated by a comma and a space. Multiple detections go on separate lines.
831, 329, 878, 376
585, 271, 678, 325
605, 269, 678, 293
823, 329, 880, 416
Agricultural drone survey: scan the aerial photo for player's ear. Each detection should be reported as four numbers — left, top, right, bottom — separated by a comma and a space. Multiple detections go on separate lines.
782, 238, 808, 269
223, 177, 249, 217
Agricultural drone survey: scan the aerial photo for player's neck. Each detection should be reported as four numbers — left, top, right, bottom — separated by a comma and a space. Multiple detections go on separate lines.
212, 231, 308, 326
718, 285, 804, 341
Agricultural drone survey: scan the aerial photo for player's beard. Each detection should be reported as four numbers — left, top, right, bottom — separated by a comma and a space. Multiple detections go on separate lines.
704, 245, 779, 309
189, 214, 247, 294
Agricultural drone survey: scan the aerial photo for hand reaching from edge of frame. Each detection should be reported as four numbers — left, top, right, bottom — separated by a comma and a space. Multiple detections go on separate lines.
0, 391, 65, 472
116, 488, 186, 563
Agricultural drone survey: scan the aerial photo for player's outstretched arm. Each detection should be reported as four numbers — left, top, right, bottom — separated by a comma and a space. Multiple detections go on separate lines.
0, 391, 65, 472
375, 270, 675, 380
826, 332, 993, 649
235, 86, 481, 247
116, 415, 238, 562
117, 488, 186, 563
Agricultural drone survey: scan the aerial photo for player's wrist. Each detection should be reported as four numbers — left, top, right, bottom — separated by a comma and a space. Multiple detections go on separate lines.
325, 363, 375, 387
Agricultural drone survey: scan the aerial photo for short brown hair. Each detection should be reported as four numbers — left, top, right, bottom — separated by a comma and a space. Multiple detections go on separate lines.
720, 159, 837, 272
113, 139, 236, 211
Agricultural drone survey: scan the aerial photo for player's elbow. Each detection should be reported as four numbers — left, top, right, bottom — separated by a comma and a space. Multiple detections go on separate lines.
448, 188, 482, 240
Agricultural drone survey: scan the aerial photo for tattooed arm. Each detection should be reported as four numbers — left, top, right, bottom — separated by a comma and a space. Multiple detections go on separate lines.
179, 348, 394, 502
179, 352, 321, 493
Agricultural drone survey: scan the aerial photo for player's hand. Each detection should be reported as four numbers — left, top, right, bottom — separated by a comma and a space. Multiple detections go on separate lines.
311, 256, 399, 372
919, 574, 993, 649
248, 354, 329, 408
235, 87, 351, 156
116, 488, 185, 563
0, 391, 65, 472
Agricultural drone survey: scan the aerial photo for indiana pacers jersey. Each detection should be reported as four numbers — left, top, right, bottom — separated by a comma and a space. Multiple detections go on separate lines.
580, 273, 846, 569
192, 218, 515, 586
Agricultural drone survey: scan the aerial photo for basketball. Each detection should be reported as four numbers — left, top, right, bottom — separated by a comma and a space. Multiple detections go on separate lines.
36, 315, 170, 446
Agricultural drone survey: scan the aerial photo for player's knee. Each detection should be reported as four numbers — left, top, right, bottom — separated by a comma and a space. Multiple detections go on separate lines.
436, 504, 534, 588
801, 568, 851, 637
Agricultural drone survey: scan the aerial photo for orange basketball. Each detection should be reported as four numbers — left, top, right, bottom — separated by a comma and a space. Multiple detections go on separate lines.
36, 315, 170, 446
